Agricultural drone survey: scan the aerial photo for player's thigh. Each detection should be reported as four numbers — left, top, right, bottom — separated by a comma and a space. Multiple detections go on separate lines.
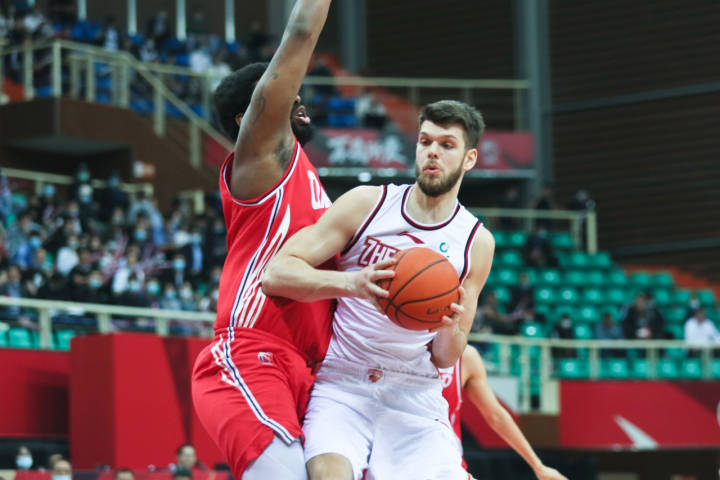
306, 453, 354, 480
368, 410, 465, 480
303, 394, 373, 480
243, 435, 308, 480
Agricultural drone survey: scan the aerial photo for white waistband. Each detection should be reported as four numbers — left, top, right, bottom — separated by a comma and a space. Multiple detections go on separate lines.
317, 357, 440, 388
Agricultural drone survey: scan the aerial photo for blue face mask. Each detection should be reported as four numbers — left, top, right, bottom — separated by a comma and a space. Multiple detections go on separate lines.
173, 259, 186, 271
128, 281, 142, 292
30, 237, 42, 248
147, 282, 160, 295
16, 455, 33, 469
135, 230, 148, 242
44, 184, 55, 197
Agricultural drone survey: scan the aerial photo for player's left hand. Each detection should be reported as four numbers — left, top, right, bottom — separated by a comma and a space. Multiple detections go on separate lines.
534, 465, 568, 480
431, 286, 465, 332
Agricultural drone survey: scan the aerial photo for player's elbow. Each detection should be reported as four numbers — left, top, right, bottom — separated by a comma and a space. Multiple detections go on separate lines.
261, 259, 283, 297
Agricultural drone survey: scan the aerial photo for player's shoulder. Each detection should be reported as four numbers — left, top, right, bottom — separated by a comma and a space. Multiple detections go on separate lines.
334, 185, 385, 209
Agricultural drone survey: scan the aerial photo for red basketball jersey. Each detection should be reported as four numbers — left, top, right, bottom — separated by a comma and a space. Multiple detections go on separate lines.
215, 138, 334, 364
441, 358, 463, 440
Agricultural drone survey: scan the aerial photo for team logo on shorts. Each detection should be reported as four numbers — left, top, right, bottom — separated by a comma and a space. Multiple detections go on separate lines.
258, 352, 274, 365
367, 368, 383, 383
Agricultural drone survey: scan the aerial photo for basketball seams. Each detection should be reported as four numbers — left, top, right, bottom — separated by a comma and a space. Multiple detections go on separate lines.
388, 257, 446, 306
395, 285, 460, 324
377, 249, 410, 317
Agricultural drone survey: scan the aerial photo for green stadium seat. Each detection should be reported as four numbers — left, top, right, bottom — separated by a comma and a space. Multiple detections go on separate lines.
587, 252, 613, 270
652, 272, 675, 288
672, 289, 691, 307
498, 250, 523, 268
606, 288, 627, 306
555, 304, 577, 318
493, 231, 509, 248
573, 323, 593, 339
508, 231, 527, 248
556, 358, 588, 378
534, 287, 556, 305
55, 330, 76, 351
652, 289, 673, 308
521, 269, 538, 284
538, 269, 561, 286
712, 359, 720, 378
565, 252, 590, 270
665, 347, 687, 359
578, 306, 601, 323
583, 288, 605, 304
680, 359, 702, 379
608, 269, 628, 287
551, 232, 575, 250
522, 322, 545, 338
564, 270, 587, 288
558, 287, 579, 304
665, 308, 687, 325
0, 330, 6, 347
601, 359, 629, 379
697, 289, 717, 307
631, 358, 650, 379
630, 272, 652, 289
485, 270, 500, 287
8, 328, 34, 349
497, 268, 519, 286
657, 359, 679, 379
493, 286, 512, 305
586, 270, 606, 287
534, 304, 553, 321
667, 324, 684, 340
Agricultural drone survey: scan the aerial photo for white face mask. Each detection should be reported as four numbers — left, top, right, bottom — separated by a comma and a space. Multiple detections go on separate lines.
16, 455, 33, 469
52, 475, 71, 480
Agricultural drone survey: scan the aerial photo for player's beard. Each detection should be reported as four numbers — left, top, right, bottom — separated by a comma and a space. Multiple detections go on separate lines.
291, 121, 315, 146
415, 161, 464, 197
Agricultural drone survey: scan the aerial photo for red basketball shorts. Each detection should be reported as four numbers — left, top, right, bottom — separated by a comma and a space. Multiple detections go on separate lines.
192, 330, 315, 477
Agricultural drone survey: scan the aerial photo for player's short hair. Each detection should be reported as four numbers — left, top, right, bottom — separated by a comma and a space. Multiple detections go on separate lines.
418, 100, 485, 151
213, 62, 269, 140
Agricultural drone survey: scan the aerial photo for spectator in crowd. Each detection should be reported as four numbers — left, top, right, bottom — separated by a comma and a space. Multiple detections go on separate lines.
207, 50, 231, 92
552, 313, 576, 358
685, 292, 702, 320
175, 444, 198, 471
172, 470, 192, 480
47, 454, 63, 470
15, 445, 33, 470
86, 270, 111, 304
530, 184, 558, 231
0, 265, 26, 319
477, 291, 516, 335
68, 247, 95, 301
567, 189, 596, 248
97, 173, 130, 221
146, 10, 170, 47
523, 227, 557, 268
114, 470, 134, 480
242, 20, 270, 61
622, 292, 665, 340
50, 458, 72, 480
684, 308, 720, 347
102, 16, 119, 51
498, 186, 521, 229
508, 271, 534, 317
355, 89, 387, 129
116, 272, 151, 308
596, 312, 624, 358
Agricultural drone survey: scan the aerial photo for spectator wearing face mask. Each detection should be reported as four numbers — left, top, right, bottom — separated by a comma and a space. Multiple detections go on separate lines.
181, 228, 204, 282
15, 445, 33, 470
86, 270, 111, 304
116, 273, 151, 308
56, 236, 80, 276
161, 284, 182, 311
50, 458, 72, 480
161, 253, 189, 290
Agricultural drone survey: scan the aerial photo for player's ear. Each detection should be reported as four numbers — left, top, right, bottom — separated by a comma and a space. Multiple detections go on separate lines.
463, 148, 477, 172
234, 113, 244, 128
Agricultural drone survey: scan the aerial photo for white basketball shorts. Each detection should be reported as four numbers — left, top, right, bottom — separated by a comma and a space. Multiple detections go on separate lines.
302, 359, 467, 480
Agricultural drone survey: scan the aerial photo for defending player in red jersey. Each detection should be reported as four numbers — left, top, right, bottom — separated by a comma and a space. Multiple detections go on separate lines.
441, 346, 567, 480
191, 1, 334, 479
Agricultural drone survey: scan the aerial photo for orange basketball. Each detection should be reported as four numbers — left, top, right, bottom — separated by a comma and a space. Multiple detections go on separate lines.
377, 247, 460, 330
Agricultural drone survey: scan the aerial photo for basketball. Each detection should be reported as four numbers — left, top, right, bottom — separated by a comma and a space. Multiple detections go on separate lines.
377, 247, 461, 330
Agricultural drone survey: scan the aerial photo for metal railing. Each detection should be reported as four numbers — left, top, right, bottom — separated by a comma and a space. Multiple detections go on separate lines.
0, 40, 233, 169
1, 166, 154, 200
0, 296, 215, 348
468, 332, 719, 414
469, 207, 598, 253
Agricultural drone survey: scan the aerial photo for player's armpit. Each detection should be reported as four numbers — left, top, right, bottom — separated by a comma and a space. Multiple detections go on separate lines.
231, 0, 332, 199
262, 186, 383, 302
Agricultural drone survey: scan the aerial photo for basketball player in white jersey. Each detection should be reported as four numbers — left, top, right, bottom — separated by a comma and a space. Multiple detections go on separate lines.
263, 100, 494, 480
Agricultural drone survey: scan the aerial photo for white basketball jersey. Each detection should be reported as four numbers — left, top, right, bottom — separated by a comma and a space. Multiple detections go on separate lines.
325, 184, 485, 377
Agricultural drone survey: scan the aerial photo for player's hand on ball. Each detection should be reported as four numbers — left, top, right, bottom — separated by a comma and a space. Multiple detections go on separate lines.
534, 465, 568, 480
353, 257, 395, 308
431, 286, 465, 332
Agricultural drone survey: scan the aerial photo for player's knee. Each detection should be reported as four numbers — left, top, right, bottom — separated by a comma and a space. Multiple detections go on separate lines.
306, 453, 353, 480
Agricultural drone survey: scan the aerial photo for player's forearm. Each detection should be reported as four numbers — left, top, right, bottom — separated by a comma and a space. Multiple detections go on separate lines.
430, 327, 466, 368
262, 255, 354, 302
489, 408, 544, 473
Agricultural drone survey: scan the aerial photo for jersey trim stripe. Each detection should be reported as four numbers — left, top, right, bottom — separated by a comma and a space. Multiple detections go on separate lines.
341, 185, 388, 256
228, 189, 284, 334
211, 335, 295, 444
459, 220, 483, 283
222, 138, 300, 207
401, 185, 460, 230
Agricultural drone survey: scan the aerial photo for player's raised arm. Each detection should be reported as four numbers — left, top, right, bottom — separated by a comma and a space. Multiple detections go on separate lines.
462, 347, 568, 480
262, 186, 394, 302
231, 0, 332, 199
431, 226, 494, 368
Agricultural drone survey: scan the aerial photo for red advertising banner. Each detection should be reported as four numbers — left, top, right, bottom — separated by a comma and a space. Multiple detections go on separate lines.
559, 381, 720, 448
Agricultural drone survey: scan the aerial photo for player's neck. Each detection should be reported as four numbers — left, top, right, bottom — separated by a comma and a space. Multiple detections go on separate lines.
406, 184, 459, 224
